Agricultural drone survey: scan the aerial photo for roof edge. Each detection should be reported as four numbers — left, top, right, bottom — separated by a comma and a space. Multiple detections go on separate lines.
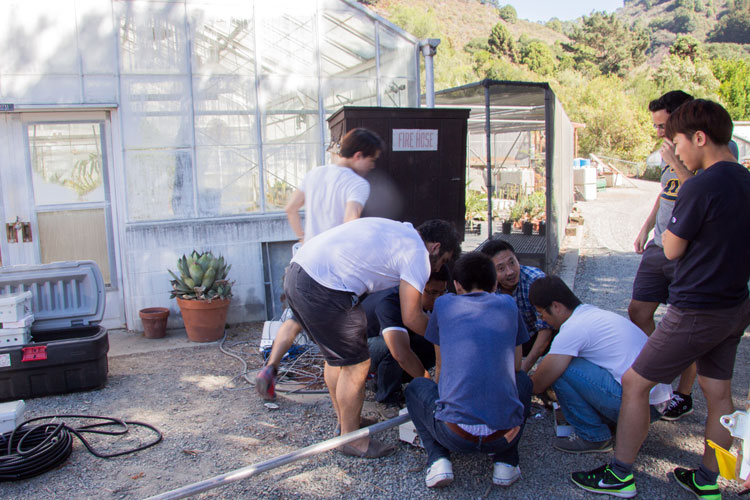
339, 0, 420, 44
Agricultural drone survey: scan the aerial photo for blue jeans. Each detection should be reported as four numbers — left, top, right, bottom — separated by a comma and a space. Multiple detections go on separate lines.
405, 371, 532, 466
368, 334, 435, 403
552, 358, 661, 442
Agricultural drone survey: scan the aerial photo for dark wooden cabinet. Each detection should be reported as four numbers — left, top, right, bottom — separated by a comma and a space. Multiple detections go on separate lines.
328, 107, 470, 240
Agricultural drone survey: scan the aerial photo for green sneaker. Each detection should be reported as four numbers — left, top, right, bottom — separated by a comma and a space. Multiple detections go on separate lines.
673, 467, 721, 500
571, 464, 637, 498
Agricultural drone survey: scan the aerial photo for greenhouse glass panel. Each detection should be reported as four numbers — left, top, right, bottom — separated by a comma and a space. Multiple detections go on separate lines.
116, 0, 189, 75
263, 143, 320, 211
125, 150, 194, 221
193, 75, 257, 146
259, 76, 320, 144
188, 4, 255, 77
256, 1, 317, 76
377, 25, 416, 80
195, 146, 260, 216
319, 8, 376, 77
322, 78, 377, 113
120, 76, 193, 149
379, 77, 414, 108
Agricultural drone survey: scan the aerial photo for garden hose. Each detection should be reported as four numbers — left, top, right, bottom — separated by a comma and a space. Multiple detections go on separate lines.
0, 415, 163, 481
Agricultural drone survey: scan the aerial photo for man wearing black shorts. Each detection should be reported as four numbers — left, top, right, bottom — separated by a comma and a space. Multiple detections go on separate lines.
573, 100, 750, 499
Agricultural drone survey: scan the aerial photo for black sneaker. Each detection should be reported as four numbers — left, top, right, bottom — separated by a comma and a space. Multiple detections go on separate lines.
661, 392, 693, 421
571, 464, 637, 498
672, 467, 721, 500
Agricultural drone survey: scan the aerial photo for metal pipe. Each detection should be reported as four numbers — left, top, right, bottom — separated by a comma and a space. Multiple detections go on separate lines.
419, 39, 440, 108
144, 413, 411, 500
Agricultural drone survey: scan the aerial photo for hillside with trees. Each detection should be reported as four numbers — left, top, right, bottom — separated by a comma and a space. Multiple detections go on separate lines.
361, 0, 750, 167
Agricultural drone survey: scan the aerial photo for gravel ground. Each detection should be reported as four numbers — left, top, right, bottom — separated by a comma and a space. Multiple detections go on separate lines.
3, 178, 749, 500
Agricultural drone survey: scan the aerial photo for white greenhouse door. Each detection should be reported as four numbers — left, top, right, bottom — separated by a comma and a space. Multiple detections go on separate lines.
0, 111, 124, 327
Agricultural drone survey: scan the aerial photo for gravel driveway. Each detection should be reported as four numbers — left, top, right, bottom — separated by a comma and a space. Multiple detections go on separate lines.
3, 178, 748, 500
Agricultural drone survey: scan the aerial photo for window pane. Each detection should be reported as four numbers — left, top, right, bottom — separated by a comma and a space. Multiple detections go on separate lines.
320, 9, 376, 77
38, 209, 111, 285
195, 146, 260, 216
378, 26, 416, 80
125, 150, 194, 221
260, 76, 319, 143
193, 75, 258, 146
322, 78, 377, 113
257, 3, 316, 76
27, 122, 105, 205
263, 143, 320, 211
188, 5, 255, 77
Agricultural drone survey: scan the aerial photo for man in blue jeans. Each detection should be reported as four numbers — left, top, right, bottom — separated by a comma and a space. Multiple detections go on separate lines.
405, 252, 532, 489
529, 276, 672, 454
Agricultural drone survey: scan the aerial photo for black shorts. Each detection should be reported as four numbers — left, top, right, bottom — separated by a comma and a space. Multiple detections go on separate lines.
631, 242, 676, 304
284, 263, 369, 367
631, 299, 750, 383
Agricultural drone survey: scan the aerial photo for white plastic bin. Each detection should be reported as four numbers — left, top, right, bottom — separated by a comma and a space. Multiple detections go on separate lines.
0, 291, 32, 323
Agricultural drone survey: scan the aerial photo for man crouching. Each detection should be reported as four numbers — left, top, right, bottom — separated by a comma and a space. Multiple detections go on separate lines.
405, 252, 532, 488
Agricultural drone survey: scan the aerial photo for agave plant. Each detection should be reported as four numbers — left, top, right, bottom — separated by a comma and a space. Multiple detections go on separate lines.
169, 250, 233, 300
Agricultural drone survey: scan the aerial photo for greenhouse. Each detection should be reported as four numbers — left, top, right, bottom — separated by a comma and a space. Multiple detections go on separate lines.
0, 0, 425, 329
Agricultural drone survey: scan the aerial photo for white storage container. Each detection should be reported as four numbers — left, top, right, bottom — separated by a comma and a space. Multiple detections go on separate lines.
0, 314, 34, 329
0, 291, 32, 322
573, 166, 597, 185
0, 400, 25, 434
0, 327, 31, 347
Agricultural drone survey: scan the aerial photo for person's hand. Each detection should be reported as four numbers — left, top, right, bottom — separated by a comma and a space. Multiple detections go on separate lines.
634, 227, 649, 254
660, 138, 679, 168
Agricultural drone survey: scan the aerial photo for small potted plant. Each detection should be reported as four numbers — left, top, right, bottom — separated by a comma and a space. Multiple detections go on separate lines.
169, 250, 233, 342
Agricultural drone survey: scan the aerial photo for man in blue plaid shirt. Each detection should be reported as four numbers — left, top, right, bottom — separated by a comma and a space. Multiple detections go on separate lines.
481, 240, 553, 372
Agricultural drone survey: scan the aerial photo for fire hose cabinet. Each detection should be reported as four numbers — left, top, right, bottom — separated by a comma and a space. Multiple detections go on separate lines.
0, 261, 107, 401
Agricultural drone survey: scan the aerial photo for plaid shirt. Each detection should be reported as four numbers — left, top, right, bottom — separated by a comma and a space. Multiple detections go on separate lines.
497, 265, 550, 336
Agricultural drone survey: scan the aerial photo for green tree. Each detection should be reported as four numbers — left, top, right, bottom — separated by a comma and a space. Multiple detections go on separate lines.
670, 8, 699, 33
520, 41, 556, 75
712, 58, 750, 119
653, 54, 721, 98
670, 34, 702, 61
563, 12, 650, 76
708, 10, 750, 43
497, 4, 517, 23
488, 22, 518, 62
387, 5, 442, 39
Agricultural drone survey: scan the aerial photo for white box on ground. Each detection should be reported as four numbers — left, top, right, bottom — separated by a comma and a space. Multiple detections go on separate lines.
0, 314, 33, 329
0, 400, 26, 434
398, 408, 423, 448
0, 326, 31, 346
0, 291, 32, 323
552, 402, 574, 438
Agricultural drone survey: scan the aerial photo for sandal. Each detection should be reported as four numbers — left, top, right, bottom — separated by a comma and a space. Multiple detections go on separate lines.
340, 438, 396, 459
334, 416, 379, 436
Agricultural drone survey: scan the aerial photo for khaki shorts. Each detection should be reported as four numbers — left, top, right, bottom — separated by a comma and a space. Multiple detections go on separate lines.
631, 299, 750, 383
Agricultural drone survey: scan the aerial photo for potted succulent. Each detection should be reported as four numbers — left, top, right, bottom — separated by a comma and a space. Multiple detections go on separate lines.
169, 250, 233, 342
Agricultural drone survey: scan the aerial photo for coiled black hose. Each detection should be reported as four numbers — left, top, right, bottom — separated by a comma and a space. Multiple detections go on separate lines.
0, 415, 163, 481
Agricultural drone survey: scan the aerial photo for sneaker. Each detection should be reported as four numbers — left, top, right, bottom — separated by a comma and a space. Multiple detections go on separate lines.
661, 392, 693, 421
425, 458, 454, 488
554, 433, 613, 454
673, 467, 721, 500
493, 462, 521, 486
571, 464, 637, 498
255, 365, 277, 400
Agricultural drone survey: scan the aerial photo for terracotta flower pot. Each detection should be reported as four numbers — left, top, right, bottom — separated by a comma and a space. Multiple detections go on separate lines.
139, 307, 170, 339
176, 297, 230, 342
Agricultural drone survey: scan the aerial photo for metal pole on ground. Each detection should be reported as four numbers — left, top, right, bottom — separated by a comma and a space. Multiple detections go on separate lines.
144, 413, 411, 500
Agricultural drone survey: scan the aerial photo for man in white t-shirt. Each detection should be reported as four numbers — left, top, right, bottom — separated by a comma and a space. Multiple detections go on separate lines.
256, 129, 384, 401
285, 217, 459, 459
528, 276, 671, 454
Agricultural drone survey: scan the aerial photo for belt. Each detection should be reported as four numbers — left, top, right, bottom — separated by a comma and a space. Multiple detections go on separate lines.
443, 422, 519, 444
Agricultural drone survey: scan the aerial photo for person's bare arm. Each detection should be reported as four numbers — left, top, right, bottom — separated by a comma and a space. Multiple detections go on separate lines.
660, 138, 693, 183
284, 190, 306, 242
531, 354, 573, 394
662, 229, 689, 260
434, 345, 441, 382
399, 280, 429, 335
342, 200, 364, 223
383, 329, 430, 379
521, 328, 553, 372
635, 196, 660, 254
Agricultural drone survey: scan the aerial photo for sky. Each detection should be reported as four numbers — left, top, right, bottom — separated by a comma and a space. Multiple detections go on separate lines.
500, 1, 624, 23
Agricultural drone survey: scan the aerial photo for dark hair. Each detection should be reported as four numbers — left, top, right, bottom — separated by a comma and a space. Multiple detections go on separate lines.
479, 239, 515, 258
528, 276, 582, 311
453, 252, 496, 293
648, 90, 693, 114
339, 128, 385, 159
665, 99, 733, 146
429, 265, 451, 283
417, 220, 461, 261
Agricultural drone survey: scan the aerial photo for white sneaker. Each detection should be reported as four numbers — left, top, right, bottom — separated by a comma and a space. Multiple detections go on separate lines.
425, 458, 454, 488
493, 462, 521, 486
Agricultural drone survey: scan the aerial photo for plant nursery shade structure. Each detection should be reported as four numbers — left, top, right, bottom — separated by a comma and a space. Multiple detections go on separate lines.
432, 80, 575, 271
